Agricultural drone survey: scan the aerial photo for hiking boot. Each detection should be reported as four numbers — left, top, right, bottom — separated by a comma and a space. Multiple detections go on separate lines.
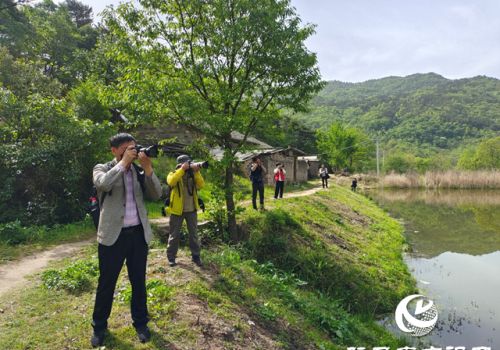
90, 331, 105, 347
191, 256, 203, 266
136, 326, 151, 343
168, 259, 176, 267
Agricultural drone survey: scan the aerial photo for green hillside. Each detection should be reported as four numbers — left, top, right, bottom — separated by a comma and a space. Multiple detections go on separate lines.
296, 73, 500, 157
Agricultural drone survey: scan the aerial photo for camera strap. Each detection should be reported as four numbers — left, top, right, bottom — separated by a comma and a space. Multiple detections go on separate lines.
132, 163, 147, 192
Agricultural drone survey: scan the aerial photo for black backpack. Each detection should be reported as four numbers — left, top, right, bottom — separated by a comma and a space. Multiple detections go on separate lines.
90, 162, 146, 229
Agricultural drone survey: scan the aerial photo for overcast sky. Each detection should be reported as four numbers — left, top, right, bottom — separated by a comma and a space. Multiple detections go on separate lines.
66, 0, 500, 83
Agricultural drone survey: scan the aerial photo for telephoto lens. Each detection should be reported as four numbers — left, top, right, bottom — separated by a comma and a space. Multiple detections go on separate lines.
190, 161, 209, 169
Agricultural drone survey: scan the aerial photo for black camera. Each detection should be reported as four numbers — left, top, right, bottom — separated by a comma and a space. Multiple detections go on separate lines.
134, 145, 158, 158
189, 161, 209, 169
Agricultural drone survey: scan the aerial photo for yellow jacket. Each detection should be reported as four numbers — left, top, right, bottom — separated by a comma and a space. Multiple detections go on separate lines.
166, 168, 205, 216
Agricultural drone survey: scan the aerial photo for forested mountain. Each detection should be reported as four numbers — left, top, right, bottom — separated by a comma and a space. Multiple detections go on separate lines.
296, 73, 500, 157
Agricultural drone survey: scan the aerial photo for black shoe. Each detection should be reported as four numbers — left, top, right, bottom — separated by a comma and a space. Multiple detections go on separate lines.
136, 326, 151, 343
90, 331, 105, 347
168, 259, 176, 267
191, 256, 203, 266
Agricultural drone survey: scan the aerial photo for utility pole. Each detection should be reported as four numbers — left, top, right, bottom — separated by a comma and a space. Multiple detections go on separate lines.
373, 138, 383, 176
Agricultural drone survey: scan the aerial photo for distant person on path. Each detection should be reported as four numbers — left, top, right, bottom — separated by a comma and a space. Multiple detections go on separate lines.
90, 133, 162, 347
250, 156, 267, 210
351, 178, 358, 193
165, 155, 205, 267
273, 162, 286, 200
318, 164, 329, 188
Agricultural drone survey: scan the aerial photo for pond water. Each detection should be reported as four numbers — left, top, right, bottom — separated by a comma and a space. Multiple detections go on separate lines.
372, 189, 500, 347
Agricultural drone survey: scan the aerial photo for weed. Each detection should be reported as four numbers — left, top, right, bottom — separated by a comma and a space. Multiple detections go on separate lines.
41, 259, 99, 293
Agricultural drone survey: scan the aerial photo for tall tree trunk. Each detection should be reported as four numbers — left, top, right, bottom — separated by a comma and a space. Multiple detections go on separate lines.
225, 161, 238, 242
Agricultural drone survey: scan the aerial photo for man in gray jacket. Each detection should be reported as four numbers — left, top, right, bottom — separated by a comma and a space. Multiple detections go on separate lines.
90, 133, 162, 347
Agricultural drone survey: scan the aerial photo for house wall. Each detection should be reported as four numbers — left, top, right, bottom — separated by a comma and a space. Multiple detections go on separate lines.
241, 151, 309, 186
130, 123, 205, 146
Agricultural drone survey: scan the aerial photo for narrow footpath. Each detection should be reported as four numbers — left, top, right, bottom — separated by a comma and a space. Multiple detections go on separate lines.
0, 185, 325, 298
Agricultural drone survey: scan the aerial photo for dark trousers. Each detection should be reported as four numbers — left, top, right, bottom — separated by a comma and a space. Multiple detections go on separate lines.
352, 186, 357, 193
92, 225, 149, 333
252, 181, 264, 209
274, 181, 284, 199
321, 177, 328, 188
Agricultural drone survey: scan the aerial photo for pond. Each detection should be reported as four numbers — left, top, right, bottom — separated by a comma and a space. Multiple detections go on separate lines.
372, 189, 500, 347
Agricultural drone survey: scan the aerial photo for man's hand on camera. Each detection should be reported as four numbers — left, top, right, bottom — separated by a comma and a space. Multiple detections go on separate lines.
120, 146, 137, 167
192, 164, 200, 172
181, 162, 190, 171
138, 152, 153, 177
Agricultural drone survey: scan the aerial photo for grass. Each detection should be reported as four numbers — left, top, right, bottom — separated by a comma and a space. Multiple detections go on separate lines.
0, 216, 96, 264
380, 170, 500, 189
0, 183, 416, 349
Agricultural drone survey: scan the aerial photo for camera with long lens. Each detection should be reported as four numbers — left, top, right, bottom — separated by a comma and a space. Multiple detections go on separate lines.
189, 161, 209, 170
185, 160, 209, 179
134, 145, 159, 158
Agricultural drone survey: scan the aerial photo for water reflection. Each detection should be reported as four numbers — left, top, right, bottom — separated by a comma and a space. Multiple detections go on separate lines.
372, 189, 500, 347
374, 189, 500, 258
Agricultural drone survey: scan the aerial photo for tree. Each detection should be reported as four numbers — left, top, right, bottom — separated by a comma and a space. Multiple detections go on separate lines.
101, 0, 324, 241
0, 45, 115, 225
316, 122, 358, 172
62, 0, 92, 28
477, 137, 500, 171
383, 153, 412, 174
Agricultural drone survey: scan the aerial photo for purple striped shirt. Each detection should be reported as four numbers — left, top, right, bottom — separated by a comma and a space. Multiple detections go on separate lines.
120, 164, 141, 227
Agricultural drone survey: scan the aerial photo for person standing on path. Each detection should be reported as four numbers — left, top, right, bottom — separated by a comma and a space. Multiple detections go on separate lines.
351, 178, 358, 193
250, 156, 267, 210
318, 164, 329, 188
90, 133, 162, 347
165, 155, 205, 267
273, 162, 286, 200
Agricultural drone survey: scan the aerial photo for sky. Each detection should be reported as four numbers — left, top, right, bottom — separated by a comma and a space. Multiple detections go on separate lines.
62, 0, 500, 83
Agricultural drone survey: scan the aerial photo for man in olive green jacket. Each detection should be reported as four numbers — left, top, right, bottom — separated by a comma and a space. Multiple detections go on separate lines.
165, 155, 205, 267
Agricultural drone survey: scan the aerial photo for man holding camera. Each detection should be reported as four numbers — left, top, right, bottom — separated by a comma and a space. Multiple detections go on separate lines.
165, 155, 205, 267
90, 133, 162, 347
250, 156, 267, 210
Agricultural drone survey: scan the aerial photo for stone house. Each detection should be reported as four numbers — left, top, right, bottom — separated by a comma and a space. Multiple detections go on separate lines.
215, 147, 307, 186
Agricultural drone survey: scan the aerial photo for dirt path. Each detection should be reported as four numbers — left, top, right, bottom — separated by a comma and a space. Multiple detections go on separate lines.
0, 186, 325, 298
0, 238, 95, 298
150, 185, 325, 226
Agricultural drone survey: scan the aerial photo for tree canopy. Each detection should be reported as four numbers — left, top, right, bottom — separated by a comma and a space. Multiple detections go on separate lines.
101, 0, 324, 240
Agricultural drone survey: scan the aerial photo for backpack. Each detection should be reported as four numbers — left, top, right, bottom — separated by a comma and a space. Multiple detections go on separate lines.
161, 172, 180, 217
90, 162, 146, 229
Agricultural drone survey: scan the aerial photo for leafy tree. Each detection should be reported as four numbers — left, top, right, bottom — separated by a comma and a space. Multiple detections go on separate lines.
0, 45, 115, 225
68, 80, 112, 123
250, 114, 318, 154
1, 0, 100, 90
62, 0, 92, 28
476, 137, 500, 171
101, 0, 324, 241
457, 147, 479, 171
316, 122, 358, 172
383, 153, 412, 174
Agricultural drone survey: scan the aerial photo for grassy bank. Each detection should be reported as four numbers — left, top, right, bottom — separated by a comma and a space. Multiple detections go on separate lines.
0, 185, 415, 349
0, 217, 96, 264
